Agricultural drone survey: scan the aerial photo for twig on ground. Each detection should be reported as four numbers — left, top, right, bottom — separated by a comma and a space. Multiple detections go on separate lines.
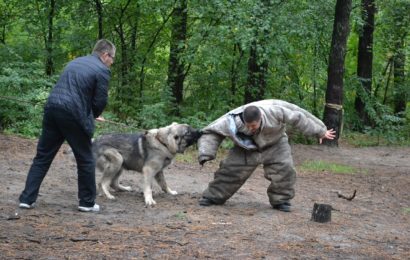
70, 237, 99, 242
26, 238, 41, 244
332, 189, 357, 201
337, 189, 356, 201
155, 239, 189, 246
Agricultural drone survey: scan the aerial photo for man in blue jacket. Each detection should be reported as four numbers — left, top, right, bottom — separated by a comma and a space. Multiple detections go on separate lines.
18, 39, 115, 212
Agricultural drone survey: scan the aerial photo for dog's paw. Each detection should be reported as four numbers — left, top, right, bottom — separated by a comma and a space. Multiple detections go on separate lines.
115, 185, 132, 192
121, 186, 132, 191
167, 188, 178, 195
106, 194, 116, 200
144, 196, 157, 206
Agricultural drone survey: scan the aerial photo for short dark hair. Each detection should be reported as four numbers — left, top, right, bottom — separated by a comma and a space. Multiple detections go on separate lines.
243, 105, 261, 123
92, 39, 116, 56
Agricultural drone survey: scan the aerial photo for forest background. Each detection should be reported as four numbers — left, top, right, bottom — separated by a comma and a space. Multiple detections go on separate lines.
0, 0, 409, 146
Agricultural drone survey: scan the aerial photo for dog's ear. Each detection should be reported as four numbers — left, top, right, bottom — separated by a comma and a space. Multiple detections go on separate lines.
157, 125, 178, 154
156, 126, 169, 144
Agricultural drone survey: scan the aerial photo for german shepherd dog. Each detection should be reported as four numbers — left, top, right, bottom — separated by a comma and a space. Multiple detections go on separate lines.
93, 123, 201, 206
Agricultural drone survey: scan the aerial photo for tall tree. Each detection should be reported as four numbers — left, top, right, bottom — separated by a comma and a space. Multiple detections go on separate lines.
393, 48, 406, 114
245, 39, 268, 103
230, 43, 244, 101
354, 0, 375, 128
94, 0, 103, 39
113, 0, 132, 89
323, 0, 352, 146
167, 0, 187, 113
45, 0, 55, 76
244, 0, 271, 104
391, 1, 409, 115
108, 0, 140, 116
377, 0, 409, 115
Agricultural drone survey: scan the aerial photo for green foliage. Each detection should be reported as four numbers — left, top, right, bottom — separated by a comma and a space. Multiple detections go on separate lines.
0, 46, 56, 137
299, 160, 358, 175
139, 102, 175, 129
343, 79, 410, 146
0, 0, 408, 147
175, 146, 198, 164
173, 211, 187, 220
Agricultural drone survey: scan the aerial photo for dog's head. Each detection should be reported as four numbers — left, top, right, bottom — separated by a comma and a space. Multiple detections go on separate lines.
157, 122, 202, 154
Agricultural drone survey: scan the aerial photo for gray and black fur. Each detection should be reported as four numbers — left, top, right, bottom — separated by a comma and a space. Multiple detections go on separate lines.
92, 123, 201, 205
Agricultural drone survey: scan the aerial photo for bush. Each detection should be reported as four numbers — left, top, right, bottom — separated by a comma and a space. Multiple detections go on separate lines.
138, 102, 175, 129
0, 60, 56, 137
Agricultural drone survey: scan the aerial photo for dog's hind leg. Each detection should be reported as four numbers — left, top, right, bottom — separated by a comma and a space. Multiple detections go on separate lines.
110, 168, 132, 192
99, 149, 124, 200
155, 171, 177, 195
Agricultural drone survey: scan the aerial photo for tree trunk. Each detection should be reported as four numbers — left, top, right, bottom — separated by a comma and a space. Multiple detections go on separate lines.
94, 0, 103, 39
393, 49, 406, 114
1, 25, 5, 44
45, 0, 55, 76
230, 44, 238, 98
119, 24, 129, 88
244, 0, 271, 104
354, 0, 375, 129
230, 43, 244, 104
323, 0, 352, 146
111, 0, 133, 117
245, 40, 268, 104
313, 41, 319, 117
130, 3, 139, 53
167, 0, 187, 113
139, 6, 175, 101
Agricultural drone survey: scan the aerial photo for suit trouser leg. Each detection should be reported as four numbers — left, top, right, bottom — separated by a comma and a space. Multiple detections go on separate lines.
262, 136, 296, 206
19, 110, 65, 204
202, 146, 258, 204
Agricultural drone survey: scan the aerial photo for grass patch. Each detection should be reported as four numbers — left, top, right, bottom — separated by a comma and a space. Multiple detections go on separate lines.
175, 146, 199, 163
174, 211, 187, 220
402, 208, 410, 214
343, 131, 410, 147
299, 160, 357, 174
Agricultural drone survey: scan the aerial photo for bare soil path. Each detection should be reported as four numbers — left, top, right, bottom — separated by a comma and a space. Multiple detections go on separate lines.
1, 133, 409, 259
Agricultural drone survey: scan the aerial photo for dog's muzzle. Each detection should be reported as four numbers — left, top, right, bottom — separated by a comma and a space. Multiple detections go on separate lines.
185, 128, 202, 147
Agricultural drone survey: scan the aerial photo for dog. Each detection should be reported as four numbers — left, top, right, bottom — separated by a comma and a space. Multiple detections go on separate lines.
93, 123, 201, 206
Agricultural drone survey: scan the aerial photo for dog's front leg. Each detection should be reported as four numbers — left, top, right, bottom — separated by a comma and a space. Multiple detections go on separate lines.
155, 171, 177, 195
142, 166, 157, 206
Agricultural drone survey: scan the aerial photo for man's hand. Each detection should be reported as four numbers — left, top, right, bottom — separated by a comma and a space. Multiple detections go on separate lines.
96, 116, 105, 122
319, 128, 336, 144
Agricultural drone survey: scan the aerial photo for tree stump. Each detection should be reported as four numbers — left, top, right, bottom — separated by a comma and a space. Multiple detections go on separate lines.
311, 203, 332, 223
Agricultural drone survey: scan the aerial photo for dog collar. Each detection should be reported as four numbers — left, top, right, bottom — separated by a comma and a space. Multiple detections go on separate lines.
155, 134, 169, 150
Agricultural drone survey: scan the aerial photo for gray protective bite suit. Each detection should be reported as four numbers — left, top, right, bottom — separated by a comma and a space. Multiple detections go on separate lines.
198, 99, 327, 206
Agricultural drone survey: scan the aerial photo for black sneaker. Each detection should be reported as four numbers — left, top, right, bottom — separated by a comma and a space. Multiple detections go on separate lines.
273, 202, 291, 212
199, 197, 215, 206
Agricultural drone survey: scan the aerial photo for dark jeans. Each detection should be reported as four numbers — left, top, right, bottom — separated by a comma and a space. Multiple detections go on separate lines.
19, 107, 96, 207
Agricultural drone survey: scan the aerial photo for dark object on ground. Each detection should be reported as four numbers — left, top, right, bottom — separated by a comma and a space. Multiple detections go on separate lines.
311, 203, 332, 223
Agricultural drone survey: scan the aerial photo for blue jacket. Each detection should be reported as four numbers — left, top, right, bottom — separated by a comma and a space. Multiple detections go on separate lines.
45, 53, 110, 137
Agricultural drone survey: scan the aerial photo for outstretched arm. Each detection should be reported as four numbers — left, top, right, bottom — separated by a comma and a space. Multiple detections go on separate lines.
319, 129, 336, 144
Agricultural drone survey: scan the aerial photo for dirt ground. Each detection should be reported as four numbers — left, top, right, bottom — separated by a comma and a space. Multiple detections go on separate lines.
0, 133, 409, 259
